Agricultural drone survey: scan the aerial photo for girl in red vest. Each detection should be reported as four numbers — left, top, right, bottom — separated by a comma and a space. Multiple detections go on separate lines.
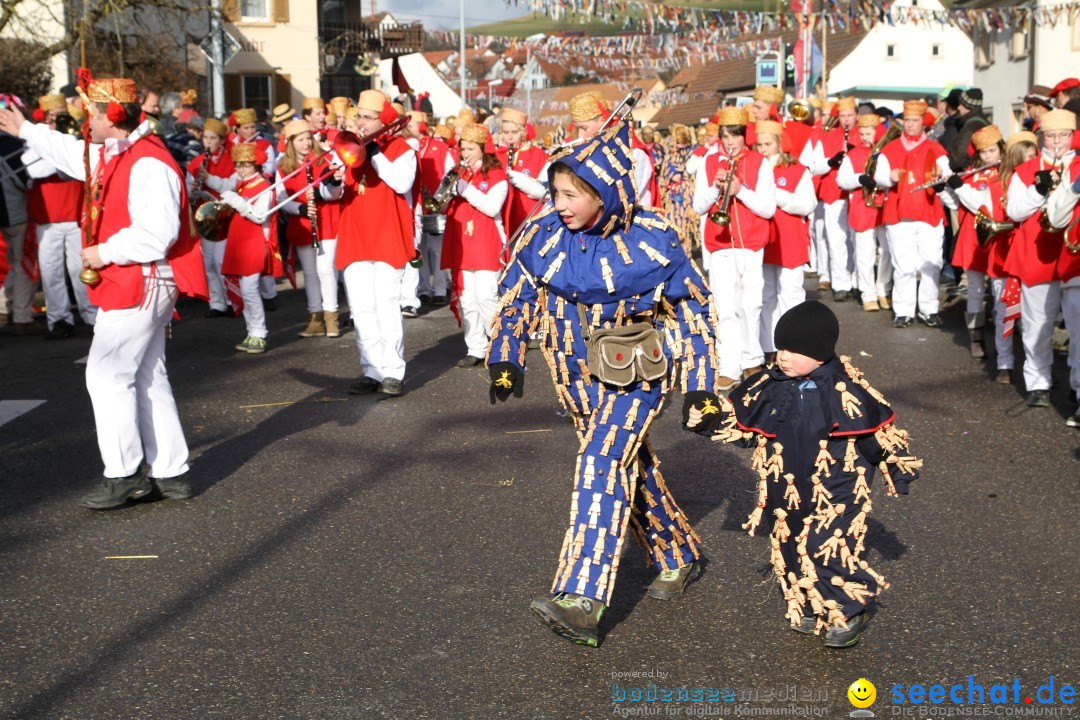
186, 117, 234, 318
219, 143, 282, 354
275, 119, 343, 338
838, 114, 891, 312
441, 124, 508, 367
691, 106, 776, 388
940, 125, 1010, 363
499, 107, 548, 240
756, 120, 816, 363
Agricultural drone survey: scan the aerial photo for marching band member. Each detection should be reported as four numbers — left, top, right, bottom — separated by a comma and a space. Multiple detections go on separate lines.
1005, 109, 1077, 407
343, 106, 361, 135
939, 125, 1007, 359
691, 106, 776, 388
411, 110, 452, 305
815, 97, 859, 301
441, 124, 507, 367
499, 107, 548, 236
338, 89, 417, 397
26, 93, 96, 338
0, 76, 208, 508
0, 118, 32, 333
219, 143, 282, 353
327, 97, 351, 131
275, 119, 343, 338
230, 107, 276, 178
756, 120, 816, 362
301, 97, 332, 145
186, 117, 234, 318
873, 99, 952, 329
837, 113, 890, 312
687, 121, 719, 272
395, 104, 424, 319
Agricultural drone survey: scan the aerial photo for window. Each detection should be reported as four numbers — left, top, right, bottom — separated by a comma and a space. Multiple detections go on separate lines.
241, 0, 267, 21
886, 44, 896, 59
1009, 28, 1030, 60
931, 43, 941, 59
242, 74, 271, 111
974, 28, 994, 68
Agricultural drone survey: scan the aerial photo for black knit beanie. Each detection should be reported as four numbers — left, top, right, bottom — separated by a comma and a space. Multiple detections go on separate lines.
774, 300, 839, 361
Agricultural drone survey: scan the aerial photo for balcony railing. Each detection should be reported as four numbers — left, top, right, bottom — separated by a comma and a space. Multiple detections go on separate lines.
318, 20, 424, 57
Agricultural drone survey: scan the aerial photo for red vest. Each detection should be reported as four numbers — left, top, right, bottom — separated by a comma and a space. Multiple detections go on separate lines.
222, 174, 281, 277
881, 136, 947, 226
950, 169, 1005, 276
336, 136, 416, 270
845, 145, 885, 232
764, 162, 811, 268
817, 126, 853, 205
28, 175, 83, 224
1056, 156, 1080, 282
417, 136, 451, 199
89, 135, 207, 310
500, 143, 548, 234
703, 148, 770, 252
279, 155, 342, 247
186, 149, 235, 201
1005, 155, 1066, 286
442, 166, 507, 272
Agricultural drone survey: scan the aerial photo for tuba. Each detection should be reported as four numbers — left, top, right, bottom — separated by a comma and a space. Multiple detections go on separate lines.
192, 191, 233, 241
974, 207, 1013, 247
708, 153, 738, 227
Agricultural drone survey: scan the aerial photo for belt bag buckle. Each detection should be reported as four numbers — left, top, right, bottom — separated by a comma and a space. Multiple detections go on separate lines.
586, 322, 668, 387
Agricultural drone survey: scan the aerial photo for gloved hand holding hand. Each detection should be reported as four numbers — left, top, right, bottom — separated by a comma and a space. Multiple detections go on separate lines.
1034, 169, 1055, 196
858, 174, 875, 190
489, 362, 524, 404
946, 173, 964, 190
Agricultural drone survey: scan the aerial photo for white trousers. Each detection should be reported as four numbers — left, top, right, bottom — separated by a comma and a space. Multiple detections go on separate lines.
986, 277, 1014, 371
698, 216, 710, 274
259, 274, 276, 300
1019, 281, 1061, 392
1063, 285, 1080, 394
399, 221, 422, 308
811, 204, 828, 280
708, 247, 765, 377
0, 222, 33, 323
239, 274, 267, 339
886, 221, 944, 317
824, 200, 855, 291
201, 238, 227, 311
417, 229, 448, 297
38, 221, 96, 327
86, 280, 189, 479
854, 227, 892, 302
296, 239, 339, 313
761, 264, 806, 353
343, 260, 406, 381
461, 269, 500, 358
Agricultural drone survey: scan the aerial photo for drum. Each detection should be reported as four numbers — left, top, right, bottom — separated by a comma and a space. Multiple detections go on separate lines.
421, 213, 446, 235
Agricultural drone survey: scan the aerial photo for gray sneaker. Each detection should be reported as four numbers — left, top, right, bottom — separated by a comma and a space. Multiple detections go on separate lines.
646, 558, 704, 600
79, 472, 153, 510
529, 593, 605, 647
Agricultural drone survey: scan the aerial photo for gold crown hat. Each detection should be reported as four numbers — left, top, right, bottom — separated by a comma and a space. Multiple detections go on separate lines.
856, 113, 881, 128
203, 117, 228, 137
457, 106, 476, 124
344, 106, 360, 120
283, 119, 311, 139
271, 103, 295, 123
836, 96, 857, 112
357, 90, 389, 114
502, 107, 528, 127
85, 78, 138, 104
715, 106, 749, 127
1040, 108, 1077, 132
232, 107, 257, 125
704, 121, 719, 135
38, 93, 66, 113
433, 124, 453, 140
460, 123, 490, 146
822, 100, 837, 115
755, 119, 784, 138
329, 96, 351, 114
569, 91, 609, 123
972, 124, 1003, 151
408, 110, 426, 123
231, 142, 257, 163
302, 97, 325, 110
1006, 130, 1038, 149
902, 99, 929, 118
753, 86, 785, 104
390, 101, 406, 117
66, 103, 84, 121
179, 88, 198, 106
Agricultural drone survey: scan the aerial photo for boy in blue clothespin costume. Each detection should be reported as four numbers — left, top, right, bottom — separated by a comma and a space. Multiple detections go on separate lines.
485, 109, 725, 647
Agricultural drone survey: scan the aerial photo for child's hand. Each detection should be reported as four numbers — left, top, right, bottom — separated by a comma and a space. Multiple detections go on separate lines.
687, 405, 703, 429
682, 391, 722, 435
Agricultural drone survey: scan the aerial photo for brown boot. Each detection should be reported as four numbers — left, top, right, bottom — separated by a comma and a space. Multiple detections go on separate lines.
324, 310, 340, 338
742, 365, 763, 379
969, 329, 986, 359
298, 312, 325, 338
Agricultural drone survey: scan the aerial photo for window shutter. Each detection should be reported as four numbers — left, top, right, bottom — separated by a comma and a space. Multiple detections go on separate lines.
221, 0, 240, 22
274, 73, 292, 109
273, 0, 288, 23
225, 74, 243, 111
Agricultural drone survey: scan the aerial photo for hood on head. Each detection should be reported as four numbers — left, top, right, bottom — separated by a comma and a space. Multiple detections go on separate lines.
546, 120, 637, 237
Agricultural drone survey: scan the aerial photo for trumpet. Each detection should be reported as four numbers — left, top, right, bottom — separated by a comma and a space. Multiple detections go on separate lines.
974, 207, 1013, 247
1039, 153, 1065, 233
822, 113, 839, 133
862, 124, 902, 208
709, 152, 738, 227
788, 99, 812, 123
909, 161, 1000, 193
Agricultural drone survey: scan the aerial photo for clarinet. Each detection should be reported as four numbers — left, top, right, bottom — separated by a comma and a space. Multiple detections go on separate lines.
305, 161, 321, 251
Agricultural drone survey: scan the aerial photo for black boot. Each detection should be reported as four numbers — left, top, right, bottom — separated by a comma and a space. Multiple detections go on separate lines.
152, 474, 193, 500
79, 471, 153, 510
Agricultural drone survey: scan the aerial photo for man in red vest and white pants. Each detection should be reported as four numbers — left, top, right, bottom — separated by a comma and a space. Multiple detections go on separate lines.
0, 77, 208, 509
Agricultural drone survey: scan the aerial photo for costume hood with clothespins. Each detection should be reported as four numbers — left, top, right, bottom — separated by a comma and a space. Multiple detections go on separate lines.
510, 117, 693, 305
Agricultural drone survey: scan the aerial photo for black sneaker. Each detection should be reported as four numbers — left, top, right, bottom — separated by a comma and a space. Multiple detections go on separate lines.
44, 320, 75, 340
824, 611, 869, 648
529, 593, 604, 647
790, 616, 817, 635
263, 297, 277, 312
401, 306, 419, 318
832, 290, 851, 302
378, 378, 404, 396
79, 472, 153, 510
432, 295, 448, 306
457, 355, 483, 368
205, 308, 229, 318
646, 558, 704, 600
418, 293, 434, 305
917, 312, 944, 327
893, 316, 913, 328
1026, 390, 1051, 407
152, 474, 193, 500
1066, 409, 1080, 428
349, 377, 379, 395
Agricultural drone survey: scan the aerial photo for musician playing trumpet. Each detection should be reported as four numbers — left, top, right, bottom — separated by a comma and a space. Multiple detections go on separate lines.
185, 117, 234, 318
691, 106, 776, 390
1005, 109, 1077, 408
837, 113, 890, 313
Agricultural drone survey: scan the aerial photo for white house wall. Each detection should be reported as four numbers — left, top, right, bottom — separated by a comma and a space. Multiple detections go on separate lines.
972, 30, 1031, 134
1032, 1, 1080, 92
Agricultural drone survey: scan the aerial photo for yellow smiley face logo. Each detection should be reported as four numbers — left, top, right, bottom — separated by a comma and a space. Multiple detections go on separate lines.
848, 678, 876, 708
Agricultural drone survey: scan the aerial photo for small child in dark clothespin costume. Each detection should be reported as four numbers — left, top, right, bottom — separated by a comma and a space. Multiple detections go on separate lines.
688, 300, 922, 648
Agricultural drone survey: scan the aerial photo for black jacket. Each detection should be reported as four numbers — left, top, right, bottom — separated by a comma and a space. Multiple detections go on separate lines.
949, 110, 990, 172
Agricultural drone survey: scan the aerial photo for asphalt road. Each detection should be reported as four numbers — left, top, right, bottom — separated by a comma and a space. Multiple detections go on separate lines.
1, 278, 1077, 720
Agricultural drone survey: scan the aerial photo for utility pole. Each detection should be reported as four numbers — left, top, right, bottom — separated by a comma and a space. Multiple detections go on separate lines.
210, 0, 226, 118
459, 0, 467, 105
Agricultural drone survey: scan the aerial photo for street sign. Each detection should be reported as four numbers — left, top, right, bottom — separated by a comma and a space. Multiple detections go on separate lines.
198, 29, 241, 67
756, 57, 780, 87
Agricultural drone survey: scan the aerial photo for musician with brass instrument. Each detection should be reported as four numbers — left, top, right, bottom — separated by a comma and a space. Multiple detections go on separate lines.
0, 76, 208, 509
1004, 108, 1077, 408
500, 107, 549, 241
300, 97, 334, 147
275, 119, 343, 339
185, 117, 234, 318
410, 110, 452, 306
814, 97, 860, 302
837, 113, 891, 312
23, 93, 96, 338
872, 99, 952, 329
326, 97, 352, 132
339, 90, 417, 398
691, 106, 776, 389
441, 124, 508, 368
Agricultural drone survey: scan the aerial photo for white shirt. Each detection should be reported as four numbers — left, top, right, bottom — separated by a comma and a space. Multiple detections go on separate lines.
1046, 165, 1080, 229
691, 151, 776, 220
1007, 149, 1075, 223
773, 160, 817, 217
